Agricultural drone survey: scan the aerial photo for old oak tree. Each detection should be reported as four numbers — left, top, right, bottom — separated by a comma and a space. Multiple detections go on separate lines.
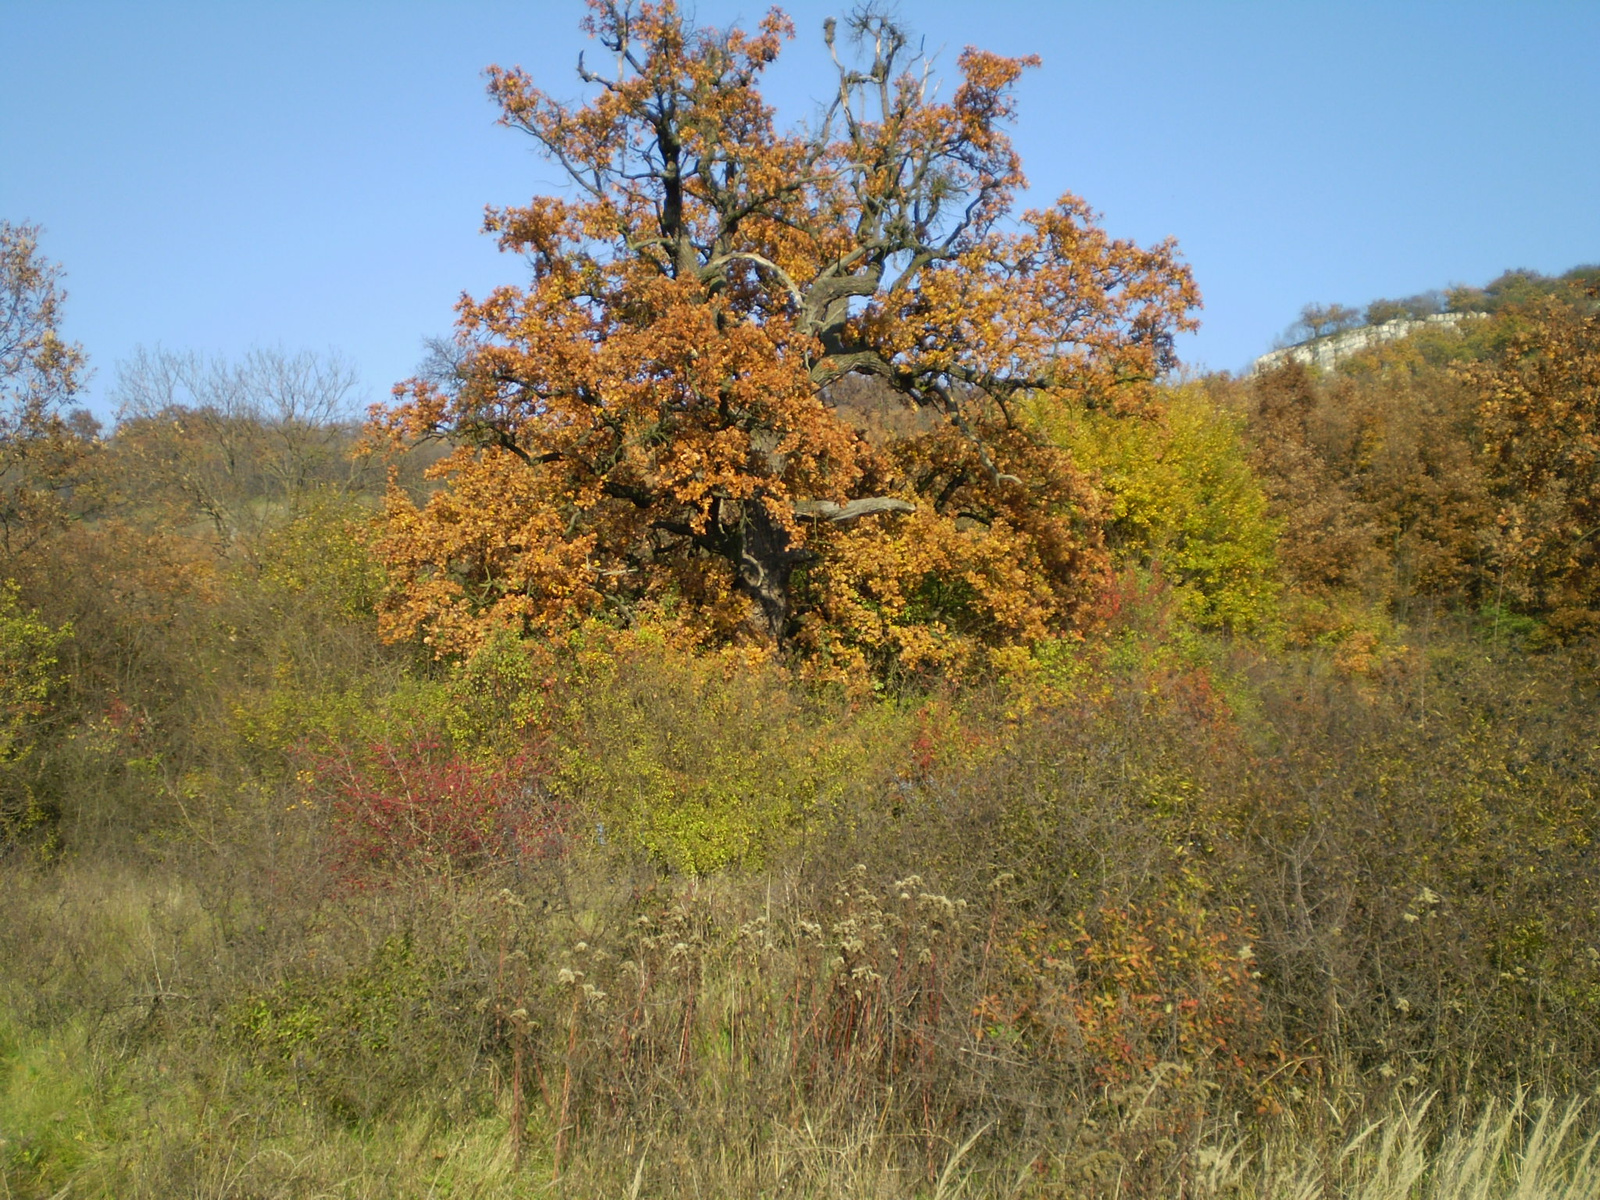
377, 1, 1199, 677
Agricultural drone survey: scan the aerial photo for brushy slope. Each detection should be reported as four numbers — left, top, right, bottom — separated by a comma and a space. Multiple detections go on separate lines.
2, 279, 1599, 1197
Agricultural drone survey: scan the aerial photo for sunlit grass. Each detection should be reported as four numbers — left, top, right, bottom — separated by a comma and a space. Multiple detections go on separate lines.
1198, 1093, 1600, 1200
5, 863, 1599, 1199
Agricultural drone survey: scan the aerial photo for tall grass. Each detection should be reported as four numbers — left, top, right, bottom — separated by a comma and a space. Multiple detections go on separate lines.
5, 853, 1600, 1198
1200, 1093, 1600, 1200
5, 508, 1599, 1197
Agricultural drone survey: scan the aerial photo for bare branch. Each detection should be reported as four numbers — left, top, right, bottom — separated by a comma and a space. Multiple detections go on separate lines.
794, 495, 914, 521
704, 251, 805, 313
928, 381, 1023, 488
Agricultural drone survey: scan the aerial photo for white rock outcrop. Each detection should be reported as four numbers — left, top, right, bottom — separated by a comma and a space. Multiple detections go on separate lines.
1251, 312, 1483, 375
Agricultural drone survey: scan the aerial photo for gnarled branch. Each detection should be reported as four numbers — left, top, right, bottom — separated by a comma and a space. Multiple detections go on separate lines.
794, 495, 915, 521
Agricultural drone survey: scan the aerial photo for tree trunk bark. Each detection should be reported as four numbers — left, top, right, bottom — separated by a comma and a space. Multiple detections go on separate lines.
735, 500, 802, 646
730, 495, 913, 646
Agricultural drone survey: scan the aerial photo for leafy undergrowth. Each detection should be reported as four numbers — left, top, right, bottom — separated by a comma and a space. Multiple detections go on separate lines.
4, 623, 1598, 1198
5, 505, 1599, 1197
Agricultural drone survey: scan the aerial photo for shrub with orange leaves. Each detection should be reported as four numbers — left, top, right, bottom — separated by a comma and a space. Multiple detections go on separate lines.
374, 1, 1198, 680
976, 892, 1277, 1098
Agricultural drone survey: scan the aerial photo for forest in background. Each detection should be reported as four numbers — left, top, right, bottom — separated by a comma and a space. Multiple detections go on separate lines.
2, 4, 1599, 1193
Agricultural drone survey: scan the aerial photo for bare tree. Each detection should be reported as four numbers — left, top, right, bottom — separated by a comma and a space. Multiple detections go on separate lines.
112, 347, 375, 545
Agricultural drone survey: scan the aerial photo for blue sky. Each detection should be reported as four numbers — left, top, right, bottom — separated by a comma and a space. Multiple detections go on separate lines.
3, 1, 1597, 419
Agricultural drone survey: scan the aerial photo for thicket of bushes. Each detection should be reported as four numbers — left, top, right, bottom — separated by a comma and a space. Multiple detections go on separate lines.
2, 284, 1599, 1197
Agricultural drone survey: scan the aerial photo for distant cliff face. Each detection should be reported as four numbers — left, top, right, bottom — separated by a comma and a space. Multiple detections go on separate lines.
1251, 312, 1483, 375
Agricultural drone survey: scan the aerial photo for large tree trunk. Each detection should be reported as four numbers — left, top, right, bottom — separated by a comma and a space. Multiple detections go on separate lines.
730, 495, 916, 646
735, 500, 802, 646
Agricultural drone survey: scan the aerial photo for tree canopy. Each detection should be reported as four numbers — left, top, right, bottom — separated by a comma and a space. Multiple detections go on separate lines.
1468, 290, 1600, 636
0, 221, 93, 563
377, 1, 1199, 677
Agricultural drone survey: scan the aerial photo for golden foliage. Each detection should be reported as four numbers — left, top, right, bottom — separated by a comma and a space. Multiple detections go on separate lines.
0, 221, 95, 564
1035, 383, 1280, 632
374, 1, 1198, 676
1465, 292, 1600, 635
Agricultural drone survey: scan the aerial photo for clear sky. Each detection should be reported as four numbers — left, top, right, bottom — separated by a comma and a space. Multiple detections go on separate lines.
4, 1, 1597, 419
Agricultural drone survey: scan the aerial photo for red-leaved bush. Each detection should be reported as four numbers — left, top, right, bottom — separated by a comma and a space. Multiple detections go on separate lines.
306, 735, 561, 882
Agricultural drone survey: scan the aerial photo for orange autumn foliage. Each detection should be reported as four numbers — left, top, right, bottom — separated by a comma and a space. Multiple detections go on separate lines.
1466, 292, 1600, 636
375, 2, 1199, 678
975, 898, 1273, 1091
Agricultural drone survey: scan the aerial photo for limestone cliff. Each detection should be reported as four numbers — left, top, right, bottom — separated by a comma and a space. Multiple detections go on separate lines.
1250, 312, 1483, 375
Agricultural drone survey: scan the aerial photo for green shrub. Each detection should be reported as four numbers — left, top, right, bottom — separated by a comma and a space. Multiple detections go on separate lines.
556, 640, 901, 874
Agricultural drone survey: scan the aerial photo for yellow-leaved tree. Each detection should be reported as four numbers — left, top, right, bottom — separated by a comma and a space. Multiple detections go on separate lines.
376, 1, 1199, 679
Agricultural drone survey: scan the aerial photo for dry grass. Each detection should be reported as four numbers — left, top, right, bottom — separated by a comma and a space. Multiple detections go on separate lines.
5, 852, 1600, 1199
1196, 1093, 1600, 1200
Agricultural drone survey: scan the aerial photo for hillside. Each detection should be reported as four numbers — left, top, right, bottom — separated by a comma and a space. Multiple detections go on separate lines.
1253, 263, 1599, 373
1251, 312, 1482, 374
4, 55, 1600, 1200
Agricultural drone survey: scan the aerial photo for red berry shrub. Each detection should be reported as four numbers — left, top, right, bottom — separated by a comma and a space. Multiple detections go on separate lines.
307, 734, 560, 882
